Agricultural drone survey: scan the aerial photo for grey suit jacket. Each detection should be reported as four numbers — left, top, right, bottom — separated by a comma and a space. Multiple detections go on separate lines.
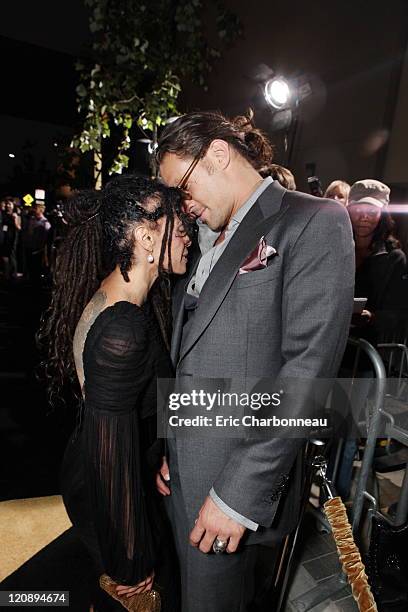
170, 181, 355, 540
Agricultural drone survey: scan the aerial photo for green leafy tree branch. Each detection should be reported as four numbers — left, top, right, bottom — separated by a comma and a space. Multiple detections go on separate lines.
73, 0, 242, 181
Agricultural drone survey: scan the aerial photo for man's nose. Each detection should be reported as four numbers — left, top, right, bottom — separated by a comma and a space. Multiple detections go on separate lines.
183, 199, 195, 214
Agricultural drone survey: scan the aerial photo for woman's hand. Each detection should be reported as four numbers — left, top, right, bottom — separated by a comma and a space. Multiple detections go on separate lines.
116, 571, 154, 598
155, 456, 170, 496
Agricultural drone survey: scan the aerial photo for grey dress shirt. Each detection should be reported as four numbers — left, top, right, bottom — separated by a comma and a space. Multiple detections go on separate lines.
187, 176, 274, 530
187, 177, 273, 299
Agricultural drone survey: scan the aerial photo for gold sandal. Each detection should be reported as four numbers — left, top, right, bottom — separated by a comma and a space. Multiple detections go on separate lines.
99, 574, 161, 612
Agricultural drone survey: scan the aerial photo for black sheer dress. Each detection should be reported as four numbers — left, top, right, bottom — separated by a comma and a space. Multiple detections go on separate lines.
60, 301, 176, 608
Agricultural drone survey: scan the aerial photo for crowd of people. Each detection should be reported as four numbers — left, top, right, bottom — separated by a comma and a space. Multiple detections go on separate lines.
3, 164, 407, 335
0, 198, 52, 283
263, 169, 407, 349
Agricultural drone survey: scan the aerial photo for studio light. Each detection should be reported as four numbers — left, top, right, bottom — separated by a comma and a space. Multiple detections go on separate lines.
264, 78, 291, 109
8, 153, 15, 158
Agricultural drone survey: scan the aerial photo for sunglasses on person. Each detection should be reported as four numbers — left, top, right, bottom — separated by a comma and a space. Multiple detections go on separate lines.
176, 153, 201, 198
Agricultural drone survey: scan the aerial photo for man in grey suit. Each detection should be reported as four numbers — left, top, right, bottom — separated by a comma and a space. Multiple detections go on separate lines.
156, 111, 354, 611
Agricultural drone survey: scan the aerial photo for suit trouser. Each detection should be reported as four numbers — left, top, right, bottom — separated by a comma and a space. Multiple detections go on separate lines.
165, 441, 281, 612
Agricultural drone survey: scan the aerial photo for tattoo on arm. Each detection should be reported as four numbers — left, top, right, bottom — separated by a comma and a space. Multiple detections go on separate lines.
73, 290, 107, 394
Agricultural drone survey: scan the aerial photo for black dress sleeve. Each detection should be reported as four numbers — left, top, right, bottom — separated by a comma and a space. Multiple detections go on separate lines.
82, 306, 159, 585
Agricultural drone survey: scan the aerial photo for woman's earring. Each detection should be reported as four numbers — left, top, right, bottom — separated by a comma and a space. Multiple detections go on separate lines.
147, 253, 154, 263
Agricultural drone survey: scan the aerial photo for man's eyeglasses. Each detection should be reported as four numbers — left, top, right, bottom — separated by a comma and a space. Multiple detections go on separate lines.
176, 154, 201, 196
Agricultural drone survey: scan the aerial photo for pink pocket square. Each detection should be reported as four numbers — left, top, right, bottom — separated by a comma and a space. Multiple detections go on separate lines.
239, 236, 277, 275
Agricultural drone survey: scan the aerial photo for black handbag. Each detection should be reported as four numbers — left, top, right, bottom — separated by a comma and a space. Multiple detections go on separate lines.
366, 511, 408, 612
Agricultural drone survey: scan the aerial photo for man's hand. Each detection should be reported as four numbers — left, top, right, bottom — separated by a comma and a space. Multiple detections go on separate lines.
155, 456, 170, 496
189, 496, 246, 554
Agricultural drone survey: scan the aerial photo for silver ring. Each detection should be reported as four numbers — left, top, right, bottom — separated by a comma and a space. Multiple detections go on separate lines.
212, 538, 228, 554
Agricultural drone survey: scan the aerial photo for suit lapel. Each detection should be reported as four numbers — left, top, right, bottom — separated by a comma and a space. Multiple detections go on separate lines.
178, 181, 287, 364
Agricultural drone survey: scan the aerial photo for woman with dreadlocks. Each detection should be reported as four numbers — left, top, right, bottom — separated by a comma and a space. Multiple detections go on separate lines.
38, 175, 191, 611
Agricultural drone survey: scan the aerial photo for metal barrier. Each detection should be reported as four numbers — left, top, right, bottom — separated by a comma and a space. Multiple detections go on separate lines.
291, 337, 387, 612
349, 338, 387, 533
376, 341, 408, 526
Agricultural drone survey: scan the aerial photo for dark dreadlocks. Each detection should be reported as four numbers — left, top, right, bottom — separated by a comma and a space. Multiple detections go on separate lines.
38, 175, 189, 406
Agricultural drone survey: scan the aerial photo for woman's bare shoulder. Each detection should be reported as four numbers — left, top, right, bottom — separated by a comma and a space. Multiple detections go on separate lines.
73, 290, 108, 391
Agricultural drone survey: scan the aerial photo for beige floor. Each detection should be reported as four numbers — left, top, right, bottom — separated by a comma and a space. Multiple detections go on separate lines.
0, 496, 72, 581
0, 469, 405, 587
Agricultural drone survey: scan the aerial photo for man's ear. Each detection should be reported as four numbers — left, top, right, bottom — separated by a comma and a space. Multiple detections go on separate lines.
134, 225, 154, 253
207, 139, 230, 171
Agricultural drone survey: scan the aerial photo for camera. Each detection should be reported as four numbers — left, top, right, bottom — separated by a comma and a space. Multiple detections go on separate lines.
307, 176, 323, 198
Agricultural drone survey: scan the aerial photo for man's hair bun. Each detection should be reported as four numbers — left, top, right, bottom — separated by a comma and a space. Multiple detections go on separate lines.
157, 109, 274, 171
231, 109, 274, 170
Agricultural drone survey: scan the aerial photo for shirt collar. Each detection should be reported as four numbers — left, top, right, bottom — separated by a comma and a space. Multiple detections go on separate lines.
230, 176, 273, 227
196, 176, 274, 254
